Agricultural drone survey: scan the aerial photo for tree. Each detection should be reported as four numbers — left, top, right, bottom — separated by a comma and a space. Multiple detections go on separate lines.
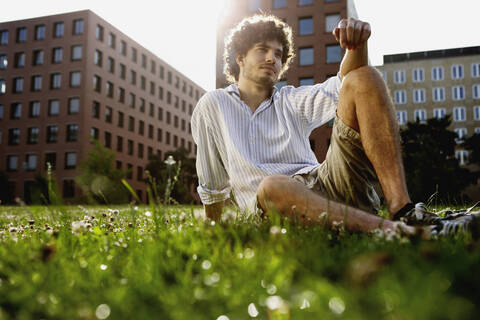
463, 133, 480, 165
400, 115, 475, 203
76, 140, 129, 204
145, 147, 197, 204
0, 171, 14, 204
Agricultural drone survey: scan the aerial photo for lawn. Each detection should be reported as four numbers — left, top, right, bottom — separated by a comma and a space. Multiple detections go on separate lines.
0, 204, 479, 320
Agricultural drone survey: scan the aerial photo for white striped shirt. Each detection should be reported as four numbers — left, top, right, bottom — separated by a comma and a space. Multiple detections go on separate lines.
191, 75, 342, 213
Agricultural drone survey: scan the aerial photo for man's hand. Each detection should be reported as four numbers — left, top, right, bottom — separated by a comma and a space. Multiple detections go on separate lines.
333, 17, 371, 50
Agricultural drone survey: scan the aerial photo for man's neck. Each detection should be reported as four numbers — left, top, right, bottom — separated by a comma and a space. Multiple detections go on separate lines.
237, 79, 273, 114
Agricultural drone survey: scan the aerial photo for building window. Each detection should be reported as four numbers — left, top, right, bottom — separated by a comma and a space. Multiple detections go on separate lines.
158, 107, 163, 121
15, 52, 25, 67
151, 60, 156, 74
10, 103, 22, 119
149, 103, 155, 117
159, 66, 164, 79
473, 84, 480, 99
121, 40, 127, 56
117, 111, 124, 128
394, 90, 407, 104
432, 87, 445, 102
451, 64, 464, 80
0, 104, 3, 119
299, 77, 314, 86
454, 128, 467, 143
139, 120, 145, 135
8, 128, 20, 145
107, 57, 115, 73
116, 136, 123, 152
0, 79, 5, 94
127, 140, 134, 155
130, 70, 136, 85
108, 33, 116, 48
148, 124, 154, 139
35, 25, 46, 40
326, 44, 341, 63
33, 50, 44, 65
13, 77, 24, 93
31, 75, 42, 91
7, 155, 18, 171
166, 111, 171, 124
68, 97, 80, 114
131, 47, 137, 62
66, 124, 79, 142
52, 47, 63, 63
104, 131, 111, 148
166, 131, 171, 145
50, 73, 61, 89
455, 150, 468, 166
120, 64, 126, 79
118, 87, 125, 102
299, 47, 314, 66
92, 101, 100, 118
65, 152, 77, 169
413, 89, 426, 103
91, 127, 99, 140
30, 101, 40, 117
431, 66, 444, 81
128, 116, 135, 132
0, 30, 8, 45
299, 0, 313, 4
45, 152, 56, 170
452, 86, 465, 100
106, 81, 114, 97
181, 119, 186, 131
473, 106, 480, 120
70, 71, 81, 87
72, 45, 82, 61
48, 100, 59, 116
167, 71, 172, 84
141, 54, 147, 69
472, 63, 480, 78
137, 166, 143, 181
94, 49, 103, 66
453, 107, 466, 122
173, 135, 178, 147
412, 68, 424, 82
157, 128, 162, 142
46, 125, 58, 143
397, 110, 407, 125
96, 25, 104, 41
105, 106, 112, 123
414, 109, 426, 123
0, 54, 7, 69
299, 17, 313, 35
174, 115, 179, 128
141, 76, 146, 90
93, 75, 101, 92
273, 0, 286, 8
73, 19, 84, 35
325, 14, 341, 33
27, 127, 39, 144
129, 93, 136, 109
16, 27, 27, 43
394, 70, 406, 84
150, 81, 155, 95
433, 108, 446, 119
25, 154, 38, 171
54, 22, 64, 38
139, 98, 145, 113
138, 143, 144, 158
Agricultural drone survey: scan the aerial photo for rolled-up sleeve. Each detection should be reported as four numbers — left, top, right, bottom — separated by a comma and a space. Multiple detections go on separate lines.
285, 73, 342, 133
191, 98, 231, 205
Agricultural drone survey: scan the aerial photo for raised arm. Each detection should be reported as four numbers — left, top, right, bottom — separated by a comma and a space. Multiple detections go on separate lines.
333, 17, 371, 79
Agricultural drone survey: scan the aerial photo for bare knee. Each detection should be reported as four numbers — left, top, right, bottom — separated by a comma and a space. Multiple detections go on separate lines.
341, 66, 385, 95
257, 175, 291, 211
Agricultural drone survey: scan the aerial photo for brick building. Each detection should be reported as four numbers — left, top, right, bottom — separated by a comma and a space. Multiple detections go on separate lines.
0, 10, 205, 203
216, 0, 357, 161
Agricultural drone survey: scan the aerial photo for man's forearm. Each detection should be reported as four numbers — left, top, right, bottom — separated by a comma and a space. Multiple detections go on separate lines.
340, 43, 368, 79
205, 201, 224, 221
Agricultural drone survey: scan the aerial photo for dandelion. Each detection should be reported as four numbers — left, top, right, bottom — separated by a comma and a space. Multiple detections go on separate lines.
266, 296, 288, 314
248, 303, 259, 317
202, 260, 212, 270
100, 264, 108, 270
145, 211, 152, 217
244, 248, 255, 259
266, 284, 277, 295
216, 316, 229, 320
270, 226, 281, 235
328, 297, 345, 315
72, 221, 87, 233
95, 304, 111, 319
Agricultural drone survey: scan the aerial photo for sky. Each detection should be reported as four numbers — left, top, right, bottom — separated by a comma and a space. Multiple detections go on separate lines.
1, 0, 479, 91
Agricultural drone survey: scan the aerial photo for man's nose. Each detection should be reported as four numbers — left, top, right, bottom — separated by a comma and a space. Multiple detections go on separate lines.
265, 50, 275, 63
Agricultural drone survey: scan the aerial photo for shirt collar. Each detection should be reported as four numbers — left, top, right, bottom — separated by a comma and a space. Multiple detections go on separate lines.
225, 83, 278, 105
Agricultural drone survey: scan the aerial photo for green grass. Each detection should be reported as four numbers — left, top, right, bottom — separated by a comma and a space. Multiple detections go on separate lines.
0, 204, 479, 320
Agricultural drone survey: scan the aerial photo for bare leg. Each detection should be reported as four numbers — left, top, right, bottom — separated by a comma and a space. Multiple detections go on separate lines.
337, 66, 411, 218
257, 175, 416, 234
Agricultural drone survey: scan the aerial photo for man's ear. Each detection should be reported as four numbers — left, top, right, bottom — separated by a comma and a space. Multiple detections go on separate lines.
235, 54, 244, 68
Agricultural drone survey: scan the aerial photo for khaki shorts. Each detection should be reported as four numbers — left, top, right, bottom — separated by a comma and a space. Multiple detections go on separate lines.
292, 116, 381, 213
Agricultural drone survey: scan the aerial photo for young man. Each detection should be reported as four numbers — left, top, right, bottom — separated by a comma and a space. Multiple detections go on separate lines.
192, 15, 478, 237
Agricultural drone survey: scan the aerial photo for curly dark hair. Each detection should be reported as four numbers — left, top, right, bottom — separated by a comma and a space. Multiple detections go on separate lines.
223, 14, 295, 83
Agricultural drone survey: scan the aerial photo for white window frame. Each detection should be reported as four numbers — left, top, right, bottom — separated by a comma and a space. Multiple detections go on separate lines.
455, 150, 468, 165
414, 109, 427, 123
473, 84, 480, 99
432, 66, 444, 81
451, 64, 464, 80
453, 106, 466, 122
413, 88, 426, 103
474, 106, 480, 120
454, 128, 467, 143
412, 68, 424, 82
452, 86, 465, 101
394, 90, 406, 104
433, 108, 446, 119
394, 70, 405, 84
397, 110, 407, 125
472, 63, 480, 78
432, 87, 445, 102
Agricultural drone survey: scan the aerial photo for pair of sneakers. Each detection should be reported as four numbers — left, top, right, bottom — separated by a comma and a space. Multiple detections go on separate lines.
393, 202, 480, 238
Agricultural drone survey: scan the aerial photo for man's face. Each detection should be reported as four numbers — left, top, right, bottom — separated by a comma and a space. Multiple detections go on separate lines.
237, 40, 283, 87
